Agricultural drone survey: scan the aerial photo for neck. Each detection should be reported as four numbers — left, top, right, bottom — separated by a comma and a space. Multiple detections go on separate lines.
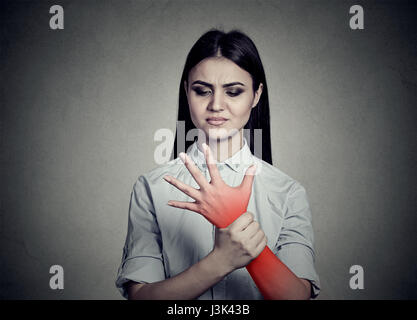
197, 130, 244, 162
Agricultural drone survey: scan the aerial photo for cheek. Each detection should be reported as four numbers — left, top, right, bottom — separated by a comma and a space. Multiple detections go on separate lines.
229, 98, 254, 120
188, 99, 205, 124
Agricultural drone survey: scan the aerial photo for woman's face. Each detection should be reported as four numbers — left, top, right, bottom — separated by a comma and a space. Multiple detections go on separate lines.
185, 57, 263, 142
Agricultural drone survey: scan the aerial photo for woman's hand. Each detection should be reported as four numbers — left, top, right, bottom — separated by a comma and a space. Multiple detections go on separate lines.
211, 211, 267, 274
163, 143, 256, 228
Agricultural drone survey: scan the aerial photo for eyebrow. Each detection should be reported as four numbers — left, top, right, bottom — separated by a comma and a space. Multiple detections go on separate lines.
191, 80, 245, 88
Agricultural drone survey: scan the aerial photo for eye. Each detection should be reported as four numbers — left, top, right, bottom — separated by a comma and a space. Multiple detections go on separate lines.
192, 87, 211, 96
226, 89, 243, 97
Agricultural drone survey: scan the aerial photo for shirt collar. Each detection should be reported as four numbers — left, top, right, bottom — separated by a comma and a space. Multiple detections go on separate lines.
186, 138, 254, 173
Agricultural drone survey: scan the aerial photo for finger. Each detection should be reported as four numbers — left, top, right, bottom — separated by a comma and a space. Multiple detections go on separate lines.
250, 229, 265, 246
229, 211, 254, 233
167, 200, 201, 214
241, 220, 260, 239
163, 175, 200, 200
239, 164, 257, 193
253, 235, 268, 256
179, 152, 210, 189
202, 143, 222, 184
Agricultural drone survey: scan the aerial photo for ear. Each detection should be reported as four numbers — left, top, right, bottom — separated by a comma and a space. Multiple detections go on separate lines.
251, 83, 263, 109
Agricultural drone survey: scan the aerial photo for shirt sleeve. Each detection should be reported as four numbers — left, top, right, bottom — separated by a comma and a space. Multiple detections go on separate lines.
274, 182, 321, 299
115, 175, 166, 299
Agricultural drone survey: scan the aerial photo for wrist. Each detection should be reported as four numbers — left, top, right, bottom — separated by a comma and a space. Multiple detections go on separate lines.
206, 249, 234, 278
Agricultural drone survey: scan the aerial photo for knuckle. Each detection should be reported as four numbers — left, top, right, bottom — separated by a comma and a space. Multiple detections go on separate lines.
199, 205, 208, 216
222, 228, 230, 237
245, 214, 254, 224
242, 239, 250, 250
207, 193, 217, 203
229, 232, 239, 243
237, 236, 246, 246
218, 228, 227, 235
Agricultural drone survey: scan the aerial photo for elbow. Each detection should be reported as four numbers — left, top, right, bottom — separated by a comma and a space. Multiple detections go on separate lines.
125, 281, 147, 300
298, 279, 312, 300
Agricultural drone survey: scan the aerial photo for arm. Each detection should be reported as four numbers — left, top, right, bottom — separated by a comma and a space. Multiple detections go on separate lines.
165, 145, 314, 300
267, 183, 320, 299
125, 250, 228, 300
246, 245, 311, 299
126, 212, 266, 300
127, 249, 311, 300
242, 181, 317, 299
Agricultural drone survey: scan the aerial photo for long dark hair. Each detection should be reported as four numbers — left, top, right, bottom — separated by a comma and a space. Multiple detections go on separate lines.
171, 28, 272, 165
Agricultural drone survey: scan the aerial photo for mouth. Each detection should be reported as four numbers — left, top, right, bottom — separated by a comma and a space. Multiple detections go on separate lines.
206, 117, 228, 126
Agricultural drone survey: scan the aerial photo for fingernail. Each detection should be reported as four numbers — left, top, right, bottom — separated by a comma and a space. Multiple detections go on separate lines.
202, 143, 208, 150
163, 175, 170, 181
179, 152, 186, 163
167, 201, 173, 206
248, 164, 257, 174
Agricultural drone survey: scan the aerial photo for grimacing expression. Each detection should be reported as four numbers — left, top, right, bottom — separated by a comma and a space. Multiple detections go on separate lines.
185, 57, 263, 141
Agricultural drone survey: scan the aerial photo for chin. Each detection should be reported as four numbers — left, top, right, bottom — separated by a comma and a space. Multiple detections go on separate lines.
205, 127, 239, 141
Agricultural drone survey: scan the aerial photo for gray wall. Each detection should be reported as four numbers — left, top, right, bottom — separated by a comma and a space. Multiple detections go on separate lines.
1, 0, 416, 299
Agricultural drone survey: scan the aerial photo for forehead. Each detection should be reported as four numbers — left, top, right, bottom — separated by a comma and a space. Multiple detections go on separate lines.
188, 57, 252, 85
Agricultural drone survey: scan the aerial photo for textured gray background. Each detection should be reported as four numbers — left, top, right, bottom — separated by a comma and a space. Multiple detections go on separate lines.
1, 0, 416, 299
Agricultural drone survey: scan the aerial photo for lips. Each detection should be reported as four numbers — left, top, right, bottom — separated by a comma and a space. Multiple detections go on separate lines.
206, 117, 228, 126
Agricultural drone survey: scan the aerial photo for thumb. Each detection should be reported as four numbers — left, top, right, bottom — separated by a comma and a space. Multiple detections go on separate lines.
240, 164, 257, 193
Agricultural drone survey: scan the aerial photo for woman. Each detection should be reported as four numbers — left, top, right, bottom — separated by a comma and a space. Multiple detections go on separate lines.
115, 29, 320, 299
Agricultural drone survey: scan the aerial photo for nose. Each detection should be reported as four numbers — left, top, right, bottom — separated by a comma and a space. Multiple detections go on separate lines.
207, 90, 225, 112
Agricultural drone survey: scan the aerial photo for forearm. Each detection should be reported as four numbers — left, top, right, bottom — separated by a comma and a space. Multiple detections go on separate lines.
128, 250, 230, 300
217, 213, 311, 299
246, 246, 311, 300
